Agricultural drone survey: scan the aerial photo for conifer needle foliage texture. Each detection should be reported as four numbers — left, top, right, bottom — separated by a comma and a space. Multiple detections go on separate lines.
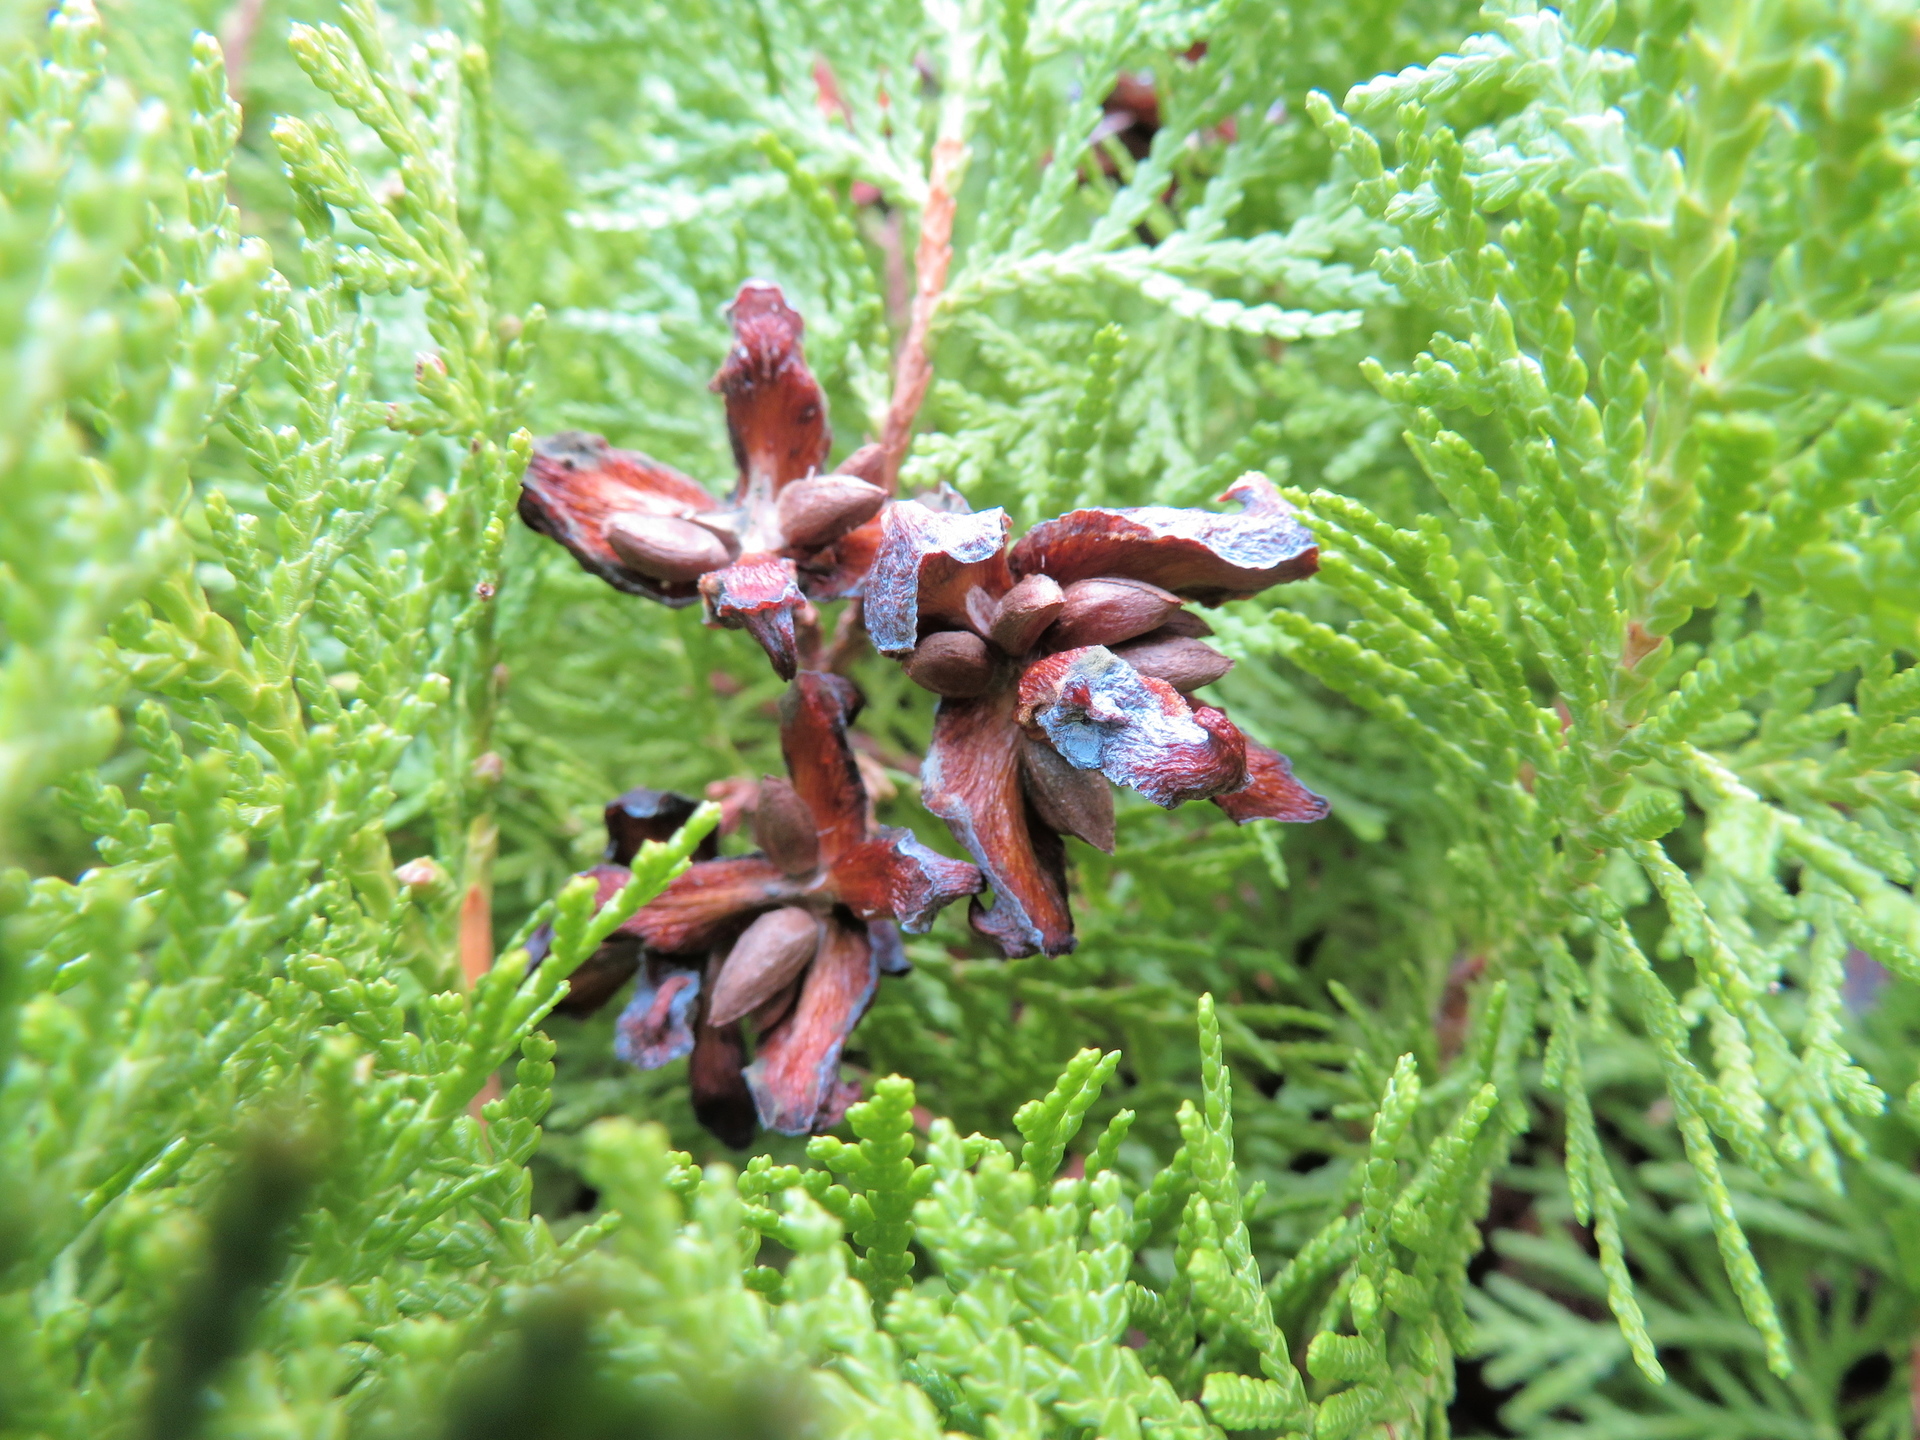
5, 0, 1920, 1436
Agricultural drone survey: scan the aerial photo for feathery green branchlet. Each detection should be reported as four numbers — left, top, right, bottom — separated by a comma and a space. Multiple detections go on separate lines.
6, 0, 1920, 1435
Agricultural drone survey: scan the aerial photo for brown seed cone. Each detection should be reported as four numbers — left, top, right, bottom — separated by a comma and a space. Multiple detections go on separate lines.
550, 935, 644, 1018
1048, 576, 1182, 649
989, 573, 1066, 655
1019, 737, 1116, 852
707, 906, 822, 1025
777, 474, 887, 549
903, 629, 995, 698
603, 787, 715, 865
606, 512, 735, 582
1112, 633, 1234, 691
753, 777, 821, 877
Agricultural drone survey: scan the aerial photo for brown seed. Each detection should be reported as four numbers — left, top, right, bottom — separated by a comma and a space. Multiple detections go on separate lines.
708, 907, 822, 1025
1048, 577, 1183, 649
753, 777, 820, 877
989, 573, 1066, 656
746, 976, 801, 1037
903, 629, 995, 697
1113, 634, 1234, 691
1155, 608, 1214, 638
964, 584, 998, 638
1021, 737, 1116, 852
705, 775, 760, 835
685, 510, 742, 547
776, 474, 887, 549
605, 512, 733, 582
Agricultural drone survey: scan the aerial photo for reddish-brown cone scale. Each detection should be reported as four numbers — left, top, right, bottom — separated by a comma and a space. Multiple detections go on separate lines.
867, 474, 1327, 958
534, 674, 980, 1143
517, 282, 889, 678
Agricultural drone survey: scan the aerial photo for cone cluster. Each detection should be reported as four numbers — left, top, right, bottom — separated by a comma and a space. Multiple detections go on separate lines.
520, 280, 1326, 1141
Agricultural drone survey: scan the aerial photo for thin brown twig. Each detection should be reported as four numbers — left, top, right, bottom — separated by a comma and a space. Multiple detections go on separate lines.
218, 0, 269, 105
878, 132, 967, 493
821, 597, 870, 675
875, 209, 912, 337
458, 879, 493, 990
792, 600, 825, 673
458, 811, 502, 1120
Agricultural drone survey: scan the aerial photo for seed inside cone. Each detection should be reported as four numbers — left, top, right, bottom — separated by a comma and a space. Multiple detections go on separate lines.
1020, 736, 1116, 852
753, 777, 820, 877
1155, 609, 1214, 638
708, 906, 821, 1025
903, 629, 995, 697
1112, 633, 1233, 691
746, 976, 801, 1037
777, 474, 887, 549
1048, 577, 1183, 649
606, 512, 734, 582
990, 573, 1066, 655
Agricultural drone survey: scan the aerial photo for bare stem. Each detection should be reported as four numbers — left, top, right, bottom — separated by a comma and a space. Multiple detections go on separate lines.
457, 813, 497, 991
879, 132, 967, 492
792, 600, 825, 673
218, 0, 269, 105
821, 597, 869, 675
458, 813, 501, 1122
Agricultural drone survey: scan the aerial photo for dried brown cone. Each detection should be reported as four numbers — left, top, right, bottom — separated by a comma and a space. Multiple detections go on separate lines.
865, 474, 1328, 958
545, 673, 980, 1143
523, 787, 717, 1018
517, 282, 888, 679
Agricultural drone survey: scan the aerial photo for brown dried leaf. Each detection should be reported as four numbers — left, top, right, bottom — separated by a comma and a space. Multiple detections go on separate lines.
625, 856, 794, 953
689, 999, 756, 1148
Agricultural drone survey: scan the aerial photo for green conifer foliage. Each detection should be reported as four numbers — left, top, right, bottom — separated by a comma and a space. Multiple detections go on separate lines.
4, 0, 1920, 1435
